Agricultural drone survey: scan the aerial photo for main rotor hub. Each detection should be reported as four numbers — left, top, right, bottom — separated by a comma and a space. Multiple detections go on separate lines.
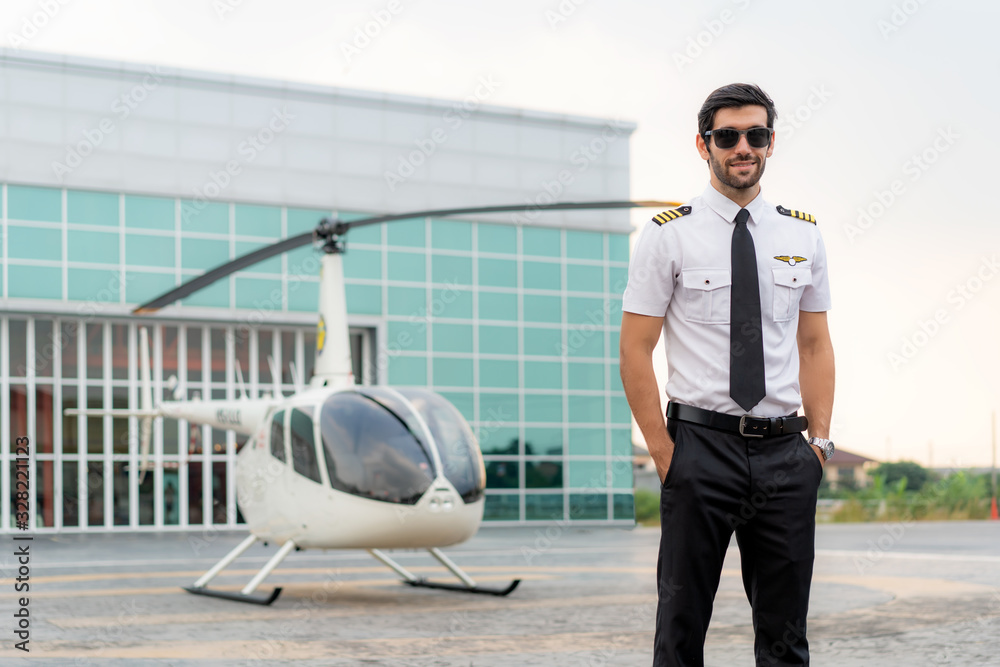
314, 218, 349, 254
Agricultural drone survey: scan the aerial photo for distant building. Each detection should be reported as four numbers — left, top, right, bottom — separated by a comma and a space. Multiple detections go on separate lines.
824, 449, 879, 489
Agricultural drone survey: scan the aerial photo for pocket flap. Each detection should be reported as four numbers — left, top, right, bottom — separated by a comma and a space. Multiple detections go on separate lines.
682, 268, 731, 291
772, 268, 812, 288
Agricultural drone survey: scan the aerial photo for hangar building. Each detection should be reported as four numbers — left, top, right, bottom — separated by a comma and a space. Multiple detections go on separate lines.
0, 48, 637, 532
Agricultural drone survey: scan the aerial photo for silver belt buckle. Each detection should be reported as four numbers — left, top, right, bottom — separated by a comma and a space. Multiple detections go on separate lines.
739, 414, 766, 438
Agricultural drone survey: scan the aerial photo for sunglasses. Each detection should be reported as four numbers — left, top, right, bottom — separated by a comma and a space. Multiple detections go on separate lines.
704, 127, 773, 150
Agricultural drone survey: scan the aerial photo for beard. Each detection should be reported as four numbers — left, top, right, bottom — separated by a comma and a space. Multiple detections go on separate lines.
708, 149, 766, 191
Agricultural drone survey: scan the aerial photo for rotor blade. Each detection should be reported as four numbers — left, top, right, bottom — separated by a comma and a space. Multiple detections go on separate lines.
342, 199, 683, 229
133, 199, 680, 314
133, 232, 313, 313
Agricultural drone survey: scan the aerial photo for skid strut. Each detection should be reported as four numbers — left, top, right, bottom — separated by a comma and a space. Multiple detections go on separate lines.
183, 535, 295, 605
369, 547, 521, 597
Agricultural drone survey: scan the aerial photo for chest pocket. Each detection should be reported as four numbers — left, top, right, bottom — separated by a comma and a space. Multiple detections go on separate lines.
681, 268, 731, 324
772, 268, 812, 322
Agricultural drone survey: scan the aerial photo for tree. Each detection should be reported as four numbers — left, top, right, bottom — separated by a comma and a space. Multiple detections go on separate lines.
871, 461, 929, 492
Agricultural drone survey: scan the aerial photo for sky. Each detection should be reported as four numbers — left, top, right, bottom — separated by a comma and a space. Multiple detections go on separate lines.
1, 0, 998, 467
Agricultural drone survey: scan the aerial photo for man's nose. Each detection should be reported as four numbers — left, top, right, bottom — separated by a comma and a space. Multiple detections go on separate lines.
733, 132, 753, 153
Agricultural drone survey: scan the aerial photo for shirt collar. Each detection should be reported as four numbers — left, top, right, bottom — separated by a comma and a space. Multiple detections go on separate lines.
702, 183, 766, 225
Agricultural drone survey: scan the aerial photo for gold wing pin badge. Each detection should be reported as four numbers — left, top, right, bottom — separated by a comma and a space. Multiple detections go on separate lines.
774, 256, 808, 266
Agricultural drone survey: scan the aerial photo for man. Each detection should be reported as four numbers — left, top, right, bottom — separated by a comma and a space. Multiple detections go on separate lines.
620, 83, 835, 667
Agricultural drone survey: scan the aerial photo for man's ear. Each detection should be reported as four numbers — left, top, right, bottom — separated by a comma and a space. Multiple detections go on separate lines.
696, 133, 711, 160
766, 131, 775, 158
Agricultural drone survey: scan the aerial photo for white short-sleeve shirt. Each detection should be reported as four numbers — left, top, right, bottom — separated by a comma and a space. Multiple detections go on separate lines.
622, 184, 832, 417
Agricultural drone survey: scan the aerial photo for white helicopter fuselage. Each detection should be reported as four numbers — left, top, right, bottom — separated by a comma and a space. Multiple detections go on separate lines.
233, 385, 485, 550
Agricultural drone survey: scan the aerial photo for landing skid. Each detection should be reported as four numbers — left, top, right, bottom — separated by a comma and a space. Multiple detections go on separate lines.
369, 547, 521, 597
182, 536, 521, 606
182, 584, 282, 605
403, 578, 521, 596
182, 534, 291, 606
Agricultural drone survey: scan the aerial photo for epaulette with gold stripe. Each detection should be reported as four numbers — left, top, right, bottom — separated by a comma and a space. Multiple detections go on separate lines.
776, 205, 816, 224
652, 206, 692, 226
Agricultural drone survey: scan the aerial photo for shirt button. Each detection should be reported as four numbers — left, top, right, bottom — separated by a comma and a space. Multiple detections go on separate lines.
704, 279, 710, 284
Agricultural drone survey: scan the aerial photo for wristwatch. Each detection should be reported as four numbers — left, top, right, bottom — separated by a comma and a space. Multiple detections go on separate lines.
808, 437, 835, 461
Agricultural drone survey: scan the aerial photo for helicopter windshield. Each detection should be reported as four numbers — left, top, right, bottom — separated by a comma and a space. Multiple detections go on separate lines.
319, 392, 434, 505
395, 389, 486, 503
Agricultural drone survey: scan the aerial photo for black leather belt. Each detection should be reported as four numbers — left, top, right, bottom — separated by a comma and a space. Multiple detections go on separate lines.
666, 402, 808, 438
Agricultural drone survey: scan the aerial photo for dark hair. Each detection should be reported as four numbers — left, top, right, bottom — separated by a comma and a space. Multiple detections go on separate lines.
697, 83, 776, 137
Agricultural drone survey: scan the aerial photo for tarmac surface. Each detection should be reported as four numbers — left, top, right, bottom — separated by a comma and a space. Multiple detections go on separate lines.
0, 521, 998, 666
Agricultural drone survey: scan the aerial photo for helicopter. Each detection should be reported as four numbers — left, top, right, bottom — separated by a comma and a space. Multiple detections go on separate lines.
68, 198, 680, 605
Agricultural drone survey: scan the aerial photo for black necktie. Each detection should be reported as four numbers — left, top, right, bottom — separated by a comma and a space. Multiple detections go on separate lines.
730, 208, 766, 411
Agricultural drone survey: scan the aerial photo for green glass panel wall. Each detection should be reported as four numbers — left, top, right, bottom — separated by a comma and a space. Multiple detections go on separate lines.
234, 204, 281, 237
9, 265, 60, 299
484, 494, 519, 520
125, 233, 174, 267
388, 355, 427, 385
522, 227, 560, 257
387, 251, 424, 281
180, 200, 228, 234
569, 493, 608, 520
431, 219, 471, 251
609, 234, 629, 262
387, 320, 427, 352
566, 230, 603, 260
567, 264, 604, 293
345, 284, 381, 315
479, 291, 517, 321
526, 494, 563, 520
431, 254, 472, 285
433, 323, 473, 353
478, 258, 516, 288
8, 185, 61, 222
125, 271, 176, 304
67, 190, 117, 226
479, 359, 518, 388
9, 226, 61, 261
524, 427, 563, 456
124, 194, 174, 230
613, 493, 635, 520
478, 325, 517, 355
433, 357, 473, 387
477, 223, 516, 254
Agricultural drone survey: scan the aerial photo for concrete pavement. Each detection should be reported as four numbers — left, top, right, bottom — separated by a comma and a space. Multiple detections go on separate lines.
0, 521, 998, 665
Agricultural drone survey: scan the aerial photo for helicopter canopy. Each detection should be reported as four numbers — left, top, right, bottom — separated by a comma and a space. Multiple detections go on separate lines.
392, 388, 486, 504
316, 388, 485, 505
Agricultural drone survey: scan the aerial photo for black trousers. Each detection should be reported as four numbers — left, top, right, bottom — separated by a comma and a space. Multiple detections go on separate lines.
653, 419, 823, 667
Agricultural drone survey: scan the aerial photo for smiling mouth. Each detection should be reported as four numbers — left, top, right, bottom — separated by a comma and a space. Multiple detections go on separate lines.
730, 161, 756, 170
